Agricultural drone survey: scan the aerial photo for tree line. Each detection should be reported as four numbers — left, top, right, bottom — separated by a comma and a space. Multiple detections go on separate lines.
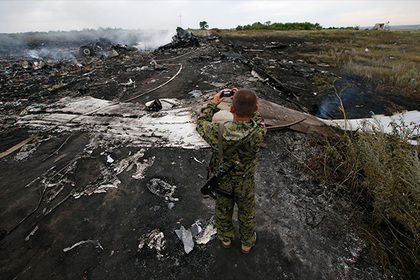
236, 21, 322, 31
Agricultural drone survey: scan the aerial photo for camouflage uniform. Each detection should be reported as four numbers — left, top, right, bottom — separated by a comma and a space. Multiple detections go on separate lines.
196, 103, 267, 247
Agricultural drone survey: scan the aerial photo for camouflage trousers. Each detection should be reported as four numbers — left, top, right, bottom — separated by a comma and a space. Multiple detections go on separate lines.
215, 174, 256, 247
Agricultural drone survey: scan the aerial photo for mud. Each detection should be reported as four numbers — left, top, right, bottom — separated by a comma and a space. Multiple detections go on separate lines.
0, 31, 416, 279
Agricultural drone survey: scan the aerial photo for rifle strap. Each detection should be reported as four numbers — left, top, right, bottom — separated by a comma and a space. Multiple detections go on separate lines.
218, 122, 225, 162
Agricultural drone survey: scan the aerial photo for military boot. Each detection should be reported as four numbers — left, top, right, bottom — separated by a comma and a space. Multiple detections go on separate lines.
241, 244, 252, 254
222, 239, 231, 248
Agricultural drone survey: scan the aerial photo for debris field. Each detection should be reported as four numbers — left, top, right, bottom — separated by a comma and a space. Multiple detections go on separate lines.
0, 30, 412, 279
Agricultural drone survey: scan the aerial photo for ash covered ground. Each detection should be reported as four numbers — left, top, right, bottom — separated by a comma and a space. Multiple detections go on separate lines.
0, 30, 413, 279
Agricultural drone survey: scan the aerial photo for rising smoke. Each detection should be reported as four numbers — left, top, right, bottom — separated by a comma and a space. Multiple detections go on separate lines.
0, 28, 173, 58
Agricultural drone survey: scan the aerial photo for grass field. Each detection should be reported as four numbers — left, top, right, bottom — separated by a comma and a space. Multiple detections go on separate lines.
205, 29, 420, 98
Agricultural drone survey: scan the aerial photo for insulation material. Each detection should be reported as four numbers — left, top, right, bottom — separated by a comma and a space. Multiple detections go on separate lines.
18, 96, 208, 149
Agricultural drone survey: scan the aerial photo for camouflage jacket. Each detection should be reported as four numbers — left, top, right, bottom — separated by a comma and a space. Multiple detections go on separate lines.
196, 103, 267, 176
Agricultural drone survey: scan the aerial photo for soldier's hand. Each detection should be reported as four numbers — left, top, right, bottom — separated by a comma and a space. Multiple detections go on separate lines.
212, 89, 226, 105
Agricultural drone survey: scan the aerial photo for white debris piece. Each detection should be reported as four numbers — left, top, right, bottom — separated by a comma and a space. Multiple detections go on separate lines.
25, 225, 39, 241
120, 78, 135, 87
251, 70, 266, 82
321, 110, 420, 145
188, 90, 203, 98
73, 165, 121, 198
132, 156, 155, 180
63, 240, 103, 252
146, 178, 178, 201
51, 96, 112, 114
193, 157, 204, 164
94, 178, 121, 194
175, 226, 194, 254
113, 149, 146, 175
174, 221, 208, 253
14, 141, 41, 161
195, 223, 217, 245
107, 155, 114, 163
138, 229, 166, 259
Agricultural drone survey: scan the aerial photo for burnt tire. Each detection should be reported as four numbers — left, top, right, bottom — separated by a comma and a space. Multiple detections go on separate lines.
80, 46, 94, 56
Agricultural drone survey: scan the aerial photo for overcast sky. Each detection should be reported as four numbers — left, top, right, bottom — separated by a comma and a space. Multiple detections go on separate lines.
1, 0, 419, 33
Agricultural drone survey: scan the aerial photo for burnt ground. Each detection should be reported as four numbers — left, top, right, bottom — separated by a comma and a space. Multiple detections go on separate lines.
0, 31, 417, 279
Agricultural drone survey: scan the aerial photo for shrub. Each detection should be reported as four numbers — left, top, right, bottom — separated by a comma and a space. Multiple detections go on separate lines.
311, 119, 420, 273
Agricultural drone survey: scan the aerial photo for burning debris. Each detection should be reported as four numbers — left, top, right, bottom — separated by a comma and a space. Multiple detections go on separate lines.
158, 27, 199, 50
79, 37, 137, 57
24, 48, 82, 66
79, 37, 114, 56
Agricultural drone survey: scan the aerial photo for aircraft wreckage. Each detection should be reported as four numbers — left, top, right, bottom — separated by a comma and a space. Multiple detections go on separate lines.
1, 27, 420, 279
3, 92, 419, 161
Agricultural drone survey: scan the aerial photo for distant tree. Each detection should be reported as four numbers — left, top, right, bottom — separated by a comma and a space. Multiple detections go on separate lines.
238, 21, 323, 31
199, 21, 209, 30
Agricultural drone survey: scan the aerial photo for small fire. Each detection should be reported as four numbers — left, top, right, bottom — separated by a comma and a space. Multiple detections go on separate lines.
24, 47, 82, 67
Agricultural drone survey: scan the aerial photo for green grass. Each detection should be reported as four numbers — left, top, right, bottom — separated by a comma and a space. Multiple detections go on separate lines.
309, 120, 420, 273
301, 30, 420, 95
213, 29, 420, 96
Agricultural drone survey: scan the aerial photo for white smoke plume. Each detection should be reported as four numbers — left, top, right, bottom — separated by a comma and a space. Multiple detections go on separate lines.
0, 28, 174, 58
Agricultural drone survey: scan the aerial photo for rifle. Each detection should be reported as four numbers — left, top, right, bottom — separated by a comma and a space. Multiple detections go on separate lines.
200, 163, 237, 199
200, 120, 256, 199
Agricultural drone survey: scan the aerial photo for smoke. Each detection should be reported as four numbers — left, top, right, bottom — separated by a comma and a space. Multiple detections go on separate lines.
0, 28, 174, 57
0, 34, 29, 54
317, 96, 339, 119
91, 28, 173, 49
0, 28, 174, 68
25, 48, 75, 61
24, 48, 82, 66
133, 31, 173, 50
316, 77, 387, 119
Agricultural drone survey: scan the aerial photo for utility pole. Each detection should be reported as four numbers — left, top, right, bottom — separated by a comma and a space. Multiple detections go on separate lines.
179, 12, 182, 27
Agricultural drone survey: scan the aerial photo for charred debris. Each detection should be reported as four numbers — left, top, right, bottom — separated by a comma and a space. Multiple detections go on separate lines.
0, 28, 409, 280
0, 28, 200, 118
0, 27, 334, 121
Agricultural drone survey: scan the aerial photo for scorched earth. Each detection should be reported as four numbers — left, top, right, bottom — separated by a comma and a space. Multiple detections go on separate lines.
0, 29, 411, 279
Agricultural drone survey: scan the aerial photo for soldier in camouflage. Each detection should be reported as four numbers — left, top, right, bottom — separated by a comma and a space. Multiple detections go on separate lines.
196, 88, 267, 253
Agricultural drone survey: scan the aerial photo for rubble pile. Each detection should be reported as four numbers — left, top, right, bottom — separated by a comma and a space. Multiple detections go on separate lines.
158, 27, 199, 50
0, 40, 155, 122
